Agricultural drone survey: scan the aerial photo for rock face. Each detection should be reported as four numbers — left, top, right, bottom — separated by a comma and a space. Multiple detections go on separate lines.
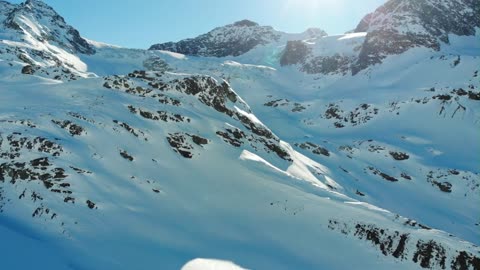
279, 32, 364, 75
328, 219, 480, 270
352, 0, 480, 74
149, 20, 281, 57
280, 41, 311, 66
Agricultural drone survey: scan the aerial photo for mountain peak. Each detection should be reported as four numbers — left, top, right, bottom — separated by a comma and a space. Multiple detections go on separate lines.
25, 0, 45, 5
1, 0, 95, 55
22, 0, 53, 11
232, 19, 259, 27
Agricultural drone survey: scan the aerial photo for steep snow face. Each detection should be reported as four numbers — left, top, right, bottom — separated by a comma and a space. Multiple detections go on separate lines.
352, 0, 480, 73
217, 33, 480, 248
0, 0, 95, 80
1, 71, 479, 270
149, 20, 327, 58
3, 0, 94, 54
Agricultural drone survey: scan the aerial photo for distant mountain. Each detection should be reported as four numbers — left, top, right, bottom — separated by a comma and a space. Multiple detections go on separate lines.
149, 20, 327, 57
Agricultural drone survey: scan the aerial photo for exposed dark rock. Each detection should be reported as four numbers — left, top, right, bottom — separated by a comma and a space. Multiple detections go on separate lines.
216, 130, 244, 147
295, 142, 330, 157
167, 133, 194, 159
432, 181, 452, 193
329, 219, 480, 269
143, 57, 170, 72
119, 150, 134, 161
30, 157, 50, 167
127, 106, 190, 123
216, 126, 290, 161
368, 167, 399, 182
263, 99, 307, 113
356, 190, 366, 196
389, 151, 410, 161
52, 120, 85, 136
192, 135, 208, 146
468, 91, 480, 101
21, 65, 36, 74
413, 240, 447, 269
86, 200, 96, 209
451, 251, 480, 270
322, 103, 379, 128
427, 171, 454, 193
233, 19, 259, 27
433, 94, 453, 101
329, 220, 410, 259
235, 112, 274, 140
280, 41, 311, 66
64, 197, 75, 204
70, 166, 91, 174
302, 54, 354, 75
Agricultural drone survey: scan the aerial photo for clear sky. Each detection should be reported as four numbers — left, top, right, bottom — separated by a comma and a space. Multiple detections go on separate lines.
8, 0, 386, 49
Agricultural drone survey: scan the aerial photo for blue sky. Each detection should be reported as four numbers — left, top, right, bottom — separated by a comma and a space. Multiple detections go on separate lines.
9, 0, 386, 48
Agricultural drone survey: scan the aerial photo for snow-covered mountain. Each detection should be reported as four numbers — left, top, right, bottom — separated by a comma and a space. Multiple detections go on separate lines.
1, 0, 479, 269
0, 0, 94, 80
352, 0, 480, 74
279, 0, 480, 75
149, 20, 327, 58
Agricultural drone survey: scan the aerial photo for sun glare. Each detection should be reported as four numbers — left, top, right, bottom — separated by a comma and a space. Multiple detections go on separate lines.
284, 0, 343, 11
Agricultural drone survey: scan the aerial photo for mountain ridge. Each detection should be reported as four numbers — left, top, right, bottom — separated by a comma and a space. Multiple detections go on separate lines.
149, 19, 328, 57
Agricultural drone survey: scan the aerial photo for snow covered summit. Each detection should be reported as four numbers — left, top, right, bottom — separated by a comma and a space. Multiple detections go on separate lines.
149, 20, 327, 57
0, 0, 94, 79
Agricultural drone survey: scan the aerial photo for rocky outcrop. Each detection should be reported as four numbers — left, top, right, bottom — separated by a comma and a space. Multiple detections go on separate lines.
329, 219, 480, 270
280, 41, 311, 66
295, 142, 330, 157
280, 32, 362, 75
0, 130, 95, 224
